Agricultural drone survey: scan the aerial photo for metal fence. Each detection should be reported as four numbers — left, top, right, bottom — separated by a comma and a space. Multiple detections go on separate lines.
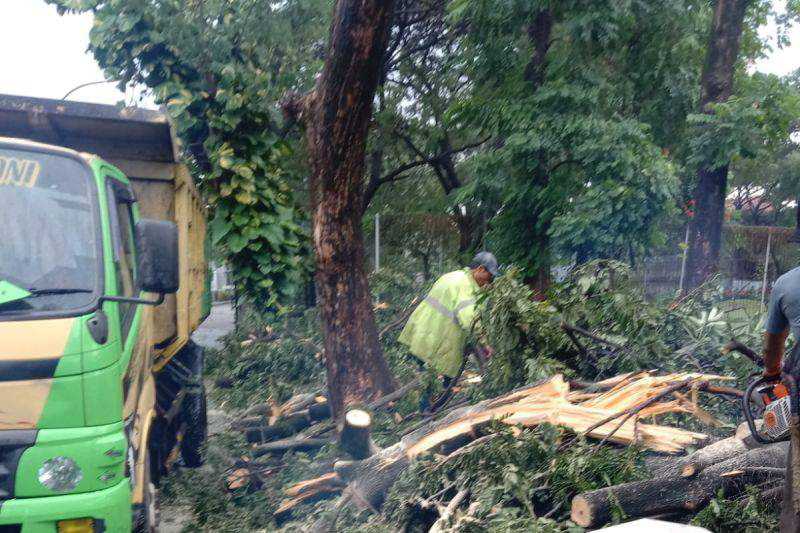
365, 212, 462, 282
632, 224, 800, 307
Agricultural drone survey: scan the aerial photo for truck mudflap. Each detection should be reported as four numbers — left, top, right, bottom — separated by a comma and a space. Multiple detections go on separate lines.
0, 480, 131, 533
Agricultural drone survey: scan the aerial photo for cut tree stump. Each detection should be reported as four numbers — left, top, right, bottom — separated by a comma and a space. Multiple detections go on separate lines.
339, 409, 377, 459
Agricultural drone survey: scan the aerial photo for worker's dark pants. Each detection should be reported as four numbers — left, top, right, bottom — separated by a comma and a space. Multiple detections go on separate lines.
412, 356, 452, 411
781, 343, 800, 532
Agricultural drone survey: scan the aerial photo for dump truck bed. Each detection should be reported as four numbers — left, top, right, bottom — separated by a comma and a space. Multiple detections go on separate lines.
129, 165, 208, 366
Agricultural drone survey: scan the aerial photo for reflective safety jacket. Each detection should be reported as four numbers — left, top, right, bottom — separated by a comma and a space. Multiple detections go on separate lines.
398, 269, 479, 377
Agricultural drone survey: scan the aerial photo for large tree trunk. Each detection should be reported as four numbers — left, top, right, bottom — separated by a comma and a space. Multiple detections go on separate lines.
685, 0, 750, 289
306, 0, 398, 418
524, 11, 554, 296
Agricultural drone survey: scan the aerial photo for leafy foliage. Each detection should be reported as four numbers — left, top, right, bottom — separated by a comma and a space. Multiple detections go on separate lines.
206, 307, 325, 409
691, 485, 780, 532
475, 261, 672, 394
688, 73, 800, 172
381, 424, 644, 531
475, 267, 569, 395
474, 260, 763, 399
49, 0, 329, 305
448, 0, 695, 276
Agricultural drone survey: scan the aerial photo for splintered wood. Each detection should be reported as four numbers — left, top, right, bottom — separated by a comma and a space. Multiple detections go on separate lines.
275, 372, 733, 521
408, 372, 723, 456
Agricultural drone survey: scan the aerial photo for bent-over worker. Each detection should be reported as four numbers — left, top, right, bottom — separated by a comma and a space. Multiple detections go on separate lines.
398, 252, 499, 407
762, 266, 800, 532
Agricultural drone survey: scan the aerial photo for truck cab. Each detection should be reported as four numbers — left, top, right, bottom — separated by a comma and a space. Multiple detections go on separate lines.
0, 96, 209, 533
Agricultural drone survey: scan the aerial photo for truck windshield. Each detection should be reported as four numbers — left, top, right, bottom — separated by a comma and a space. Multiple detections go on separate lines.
0, 147, 100, 315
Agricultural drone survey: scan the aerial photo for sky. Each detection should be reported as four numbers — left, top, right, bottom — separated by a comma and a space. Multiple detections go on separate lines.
1, 0, 799, 109
1, 0, 154, 107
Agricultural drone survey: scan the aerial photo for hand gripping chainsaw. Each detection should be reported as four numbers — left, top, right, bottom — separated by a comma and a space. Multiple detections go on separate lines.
743, 373, 799, 443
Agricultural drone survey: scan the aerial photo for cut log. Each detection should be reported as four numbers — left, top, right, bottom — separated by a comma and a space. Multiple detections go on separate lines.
251, 437, 331, 458
681, 435, 751, 478
245, 410, 314, 443
308, 401, 332, 422
225, 468, 251, 491
339, 409, 376, 459
238, 401, 331, 442
231, 415, 268, 431
571, 441, 788, 528
279, 392, 323, 415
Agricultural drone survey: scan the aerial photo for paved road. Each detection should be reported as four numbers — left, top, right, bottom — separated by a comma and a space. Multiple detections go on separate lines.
191, 301, 235, 350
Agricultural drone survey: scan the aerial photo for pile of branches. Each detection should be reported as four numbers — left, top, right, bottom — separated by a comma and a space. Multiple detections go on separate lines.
225, 370, 765, 530
198, 262, 774, 531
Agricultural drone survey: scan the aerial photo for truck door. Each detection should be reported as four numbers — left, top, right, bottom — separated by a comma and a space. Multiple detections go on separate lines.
106, 175, 152, 476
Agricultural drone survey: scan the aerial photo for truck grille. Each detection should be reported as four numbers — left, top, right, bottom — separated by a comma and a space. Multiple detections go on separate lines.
0, 430, 37, 503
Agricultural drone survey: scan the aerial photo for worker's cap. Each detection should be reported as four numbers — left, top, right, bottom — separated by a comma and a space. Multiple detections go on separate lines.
470, 251, 500, 277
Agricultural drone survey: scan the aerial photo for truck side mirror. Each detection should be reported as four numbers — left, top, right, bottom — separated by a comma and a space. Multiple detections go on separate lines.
135, 219, 180, 295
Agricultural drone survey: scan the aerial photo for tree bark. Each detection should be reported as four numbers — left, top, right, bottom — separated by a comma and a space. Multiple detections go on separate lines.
523, 10, 554, 296
571, 441, 787, 528
685, 0, 751, 289
306, 0, 398, 418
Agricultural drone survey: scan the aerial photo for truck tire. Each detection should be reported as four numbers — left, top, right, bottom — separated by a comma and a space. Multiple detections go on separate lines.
180, 342, 207, 467
133, 448, 159, 533
147, 418, 166, 486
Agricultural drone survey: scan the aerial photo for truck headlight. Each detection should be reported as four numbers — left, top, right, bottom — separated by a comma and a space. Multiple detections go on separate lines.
38, 456, 83, 492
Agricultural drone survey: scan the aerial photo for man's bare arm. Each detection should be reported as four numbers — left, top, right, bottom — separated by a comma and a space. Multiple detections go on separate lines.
763, 328, 790, 378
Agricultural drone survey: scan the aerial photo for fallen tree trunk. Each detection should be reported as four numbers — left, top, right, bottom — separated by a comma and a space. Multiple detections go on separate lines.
278, 372, 727, 518
648, 421, 763, 479
571, 441, 787, 528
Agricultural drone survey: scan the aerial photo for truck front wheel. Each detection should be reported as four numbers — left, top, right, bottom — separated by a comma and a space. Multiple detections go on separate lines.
180, 342, 208, 467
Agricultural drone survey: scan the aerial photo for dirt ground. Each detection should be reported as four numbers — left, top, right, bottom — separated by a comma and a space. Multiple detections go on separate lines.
160, 300, 235, 533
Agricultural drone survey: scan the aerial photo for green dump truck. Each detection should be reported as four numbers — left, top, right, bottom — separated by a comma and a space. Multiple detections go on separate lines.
0, 95, 210, 532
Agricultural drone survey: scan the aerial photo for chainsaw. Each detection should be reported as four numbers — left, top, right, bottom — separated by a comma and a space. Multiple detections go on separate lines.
743, 373, 799, 444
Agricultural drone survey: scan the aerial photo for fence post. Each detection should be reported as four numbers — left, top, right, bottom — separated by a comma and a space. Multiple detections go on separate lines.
760, 229, 773, 311
374, 213, 380, 273
678, 225, 690, 293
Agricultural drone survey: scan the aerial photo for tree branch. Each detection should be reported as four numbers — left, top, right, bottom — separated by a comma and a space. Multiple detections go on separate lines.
362, 135, 490, 209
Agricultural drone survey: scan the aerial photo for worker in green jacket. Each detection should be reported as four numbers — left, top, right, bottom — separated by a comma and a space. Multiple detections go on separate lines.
399, 252, 499, 405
